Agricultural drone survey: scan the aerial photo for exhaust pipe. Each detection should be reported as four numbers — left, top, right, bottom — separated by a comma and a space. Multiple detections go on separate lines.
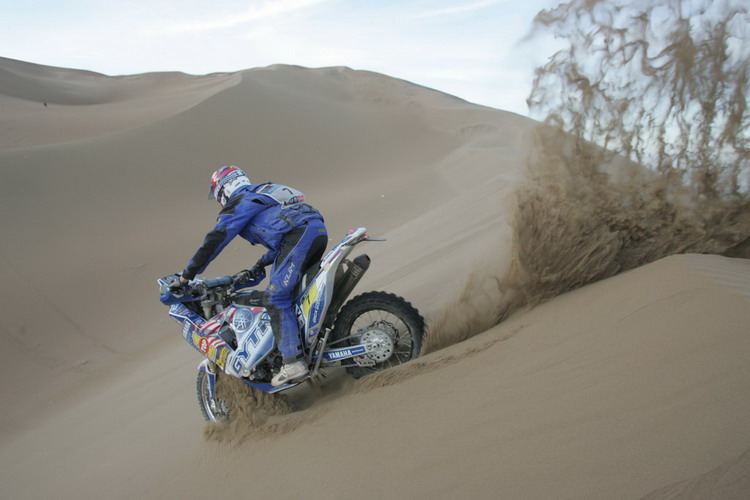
324, 254, 370, 328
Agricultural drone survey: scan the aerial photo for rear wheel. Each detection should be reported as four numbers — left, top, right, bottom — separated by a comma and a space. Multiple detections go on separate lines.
331, 291, 424, 379
196, 370, 230, 423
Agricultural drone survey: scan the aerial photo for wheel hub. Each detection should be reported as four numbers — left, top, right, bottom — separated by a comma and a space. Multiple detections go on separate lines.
354, 321, 397, 366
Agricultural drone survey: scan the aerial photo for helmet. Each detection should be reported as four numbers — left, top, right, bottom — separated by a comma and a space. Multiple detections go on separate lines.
208, 166, 251, 206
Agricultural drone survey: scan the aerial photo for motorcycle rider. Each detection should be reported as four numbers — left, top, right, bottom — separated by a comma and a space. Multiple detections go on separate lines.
177, 166, 328, 386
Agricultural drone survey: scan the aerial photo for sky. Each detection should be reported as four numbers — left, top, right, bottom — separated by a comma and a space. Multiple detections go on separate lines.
1, 0, 560, 116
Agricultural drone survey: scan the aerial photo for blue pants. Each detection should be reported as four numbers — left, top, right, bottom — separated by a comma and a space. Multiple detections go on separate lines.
265, 220, 327, 361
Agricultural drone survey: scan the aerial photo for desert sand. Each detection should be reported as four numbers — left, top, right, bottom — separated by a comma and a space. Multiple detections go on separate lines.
0, 57, 748, 499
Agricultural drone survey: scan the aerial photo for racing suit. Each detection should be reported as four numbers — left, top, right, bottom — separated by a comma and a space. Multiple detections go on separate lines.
181, 183, 328, 362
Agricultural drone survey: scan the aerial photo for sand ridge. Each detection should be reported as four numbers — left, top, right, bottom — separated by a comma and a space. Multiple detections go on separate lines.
0, 56, 241, 148
2, 252, 748, 499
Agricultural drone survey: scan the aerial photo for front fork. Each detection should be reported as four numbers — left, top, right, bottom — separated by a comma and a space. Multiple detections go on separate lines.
198, 359, 220, 409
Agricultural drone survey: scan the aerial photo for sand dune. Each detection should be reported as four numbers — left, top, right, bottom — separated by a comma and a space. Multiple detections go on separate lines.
0, 57, 241, 149
643, 447, 750, 499
0, 58, 748, 499
2, 252, 748, 499
0, 57, 529, 441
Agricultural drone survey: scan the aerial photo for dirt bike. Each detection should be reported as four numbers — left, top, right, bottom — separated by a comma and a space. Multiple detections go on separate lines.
158, 227, 424, 422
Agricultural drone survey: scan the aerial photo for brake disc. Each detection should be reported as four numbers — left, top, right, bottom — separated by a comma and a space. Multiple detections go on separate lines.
353, 321, 397, 366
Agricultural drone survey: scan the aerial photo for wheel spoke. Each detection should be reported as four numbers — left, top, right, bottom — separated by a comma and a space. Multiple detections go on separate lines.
347, 308, 418, 373
331, 292, 424, 378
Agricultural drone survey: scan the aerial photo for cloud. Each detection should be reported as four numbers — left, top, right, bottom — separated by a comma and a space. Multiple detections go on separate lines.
168, 0, 333, 33
0, 0, 558, 115
417, 0, 509, 18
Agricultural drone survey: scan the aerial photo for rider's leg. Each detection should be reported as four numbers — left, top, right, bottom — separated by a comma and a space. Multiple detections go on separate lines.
266, 221, 327, 385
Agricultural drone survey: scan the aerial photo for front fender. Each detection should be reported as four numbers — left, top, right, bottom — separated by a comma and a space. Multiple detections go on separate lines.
198, 360, 218, 402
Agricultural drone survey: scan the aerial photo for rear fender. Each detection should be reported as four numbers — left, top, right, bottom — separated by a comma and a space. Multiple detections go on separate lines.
297, 229, 368, 347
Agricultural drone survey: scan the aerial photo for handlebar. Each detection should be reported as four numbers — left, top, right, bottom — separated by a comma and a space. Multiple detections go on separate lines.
198, 275, 234, 290
159, 271, 257, 306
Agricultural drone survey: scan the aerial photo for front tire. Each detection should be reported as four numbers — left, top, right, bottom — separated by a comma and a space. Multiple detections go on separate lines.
331, 291, 424, 379
196, 370, 230, 423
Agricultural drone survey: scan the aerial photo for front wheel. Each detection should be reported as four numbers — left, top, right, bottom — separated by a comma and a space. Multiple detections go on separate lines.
331, 291, 424, 379
196, 370, 230, 423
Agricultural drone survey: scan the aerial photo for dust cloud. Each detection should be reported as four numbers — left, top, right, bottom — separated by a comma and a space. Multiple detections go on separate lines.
424, 0, 750, 353
203, 374, 297, 443
203, 369, 359, 444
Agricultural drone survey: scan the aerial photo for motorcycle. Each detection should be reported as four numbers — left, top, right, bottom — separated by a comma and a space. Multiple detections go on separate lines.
158, 227, 424, 422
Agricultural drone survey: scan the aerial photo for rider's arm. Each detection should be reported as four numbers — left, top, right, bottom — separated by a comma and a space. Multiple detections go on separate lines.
181, 195, 265, 281
257, 249, 278, 268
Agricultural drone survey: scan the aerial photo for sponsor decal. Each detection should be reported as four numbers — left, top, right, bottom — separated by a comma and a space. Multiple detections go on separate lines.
232, 308, 255, 334
300, 281, 325, 329
327, 348, 357, 360
324, 345, 367, 361
191, 332, 202, 350
282, 262, 296, 288
216, 348, 228, 368
208, 344, 230, 366
310, 294, 324, 326
199, 335, 226, 354
301, 283, 320, 317
257, 184, 304, 205
182, 321, 192, 339
231, 357, 243, 375
230, 313, 272, 374
201, 320, 221, 335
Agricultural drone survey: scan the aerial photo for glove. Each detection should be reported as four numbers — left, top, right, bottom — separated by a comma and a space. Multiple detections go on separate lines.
168, 274, 188, 294
235, 265, 266, 287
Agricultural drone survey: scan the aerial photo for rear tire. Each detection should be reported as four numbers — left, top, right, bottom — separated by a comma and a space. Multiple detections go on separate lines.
331, 291, 424, 379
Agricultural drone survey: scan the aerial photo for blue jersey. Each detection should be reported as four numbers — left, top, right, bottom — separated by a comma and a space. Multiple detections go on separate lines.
182, 184, 323, 280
